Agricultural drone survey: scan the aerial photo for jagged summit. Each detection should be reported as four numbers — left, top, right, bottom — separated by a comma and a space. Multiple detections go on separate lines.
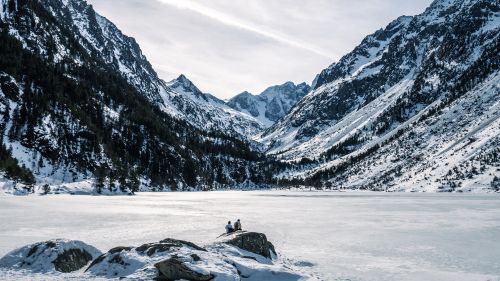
228, 81, 311, 126
168, 74, 198, 93
166, 74, 207, 100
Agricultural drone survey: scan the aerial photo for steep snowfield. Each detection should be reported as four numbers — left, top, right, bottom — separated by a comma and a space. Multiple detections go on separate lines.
277, 73, 499, 192
1, 192, 499, 281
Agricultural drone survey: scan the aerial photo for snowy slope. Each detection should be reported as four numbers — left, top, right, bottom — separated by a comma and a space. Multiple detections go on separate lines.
228, 82, 311, 127
165, 75, 265, 137
262, 0, 500, 191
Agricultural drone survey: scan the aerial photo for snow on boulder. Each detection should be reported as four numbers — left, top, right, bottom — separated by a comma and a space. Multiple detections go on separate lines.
85, 236, 313, 280
85, 239, 217, 279
0, 236, 319, 280
220, 231, 277, 259
0, 239, 101, 273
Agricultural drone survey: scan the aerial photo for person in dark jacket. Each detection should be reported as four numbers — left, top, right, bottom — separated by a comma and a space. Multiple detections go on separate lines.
234, 219, 242, 231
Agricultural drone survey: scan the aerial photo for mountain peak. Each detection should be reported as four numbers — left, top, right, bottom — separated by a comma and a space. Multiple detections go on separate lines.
176, 74, 190, 83
167, 74, 204, 96
170, 74, 194, 87
238, 91, 254, 96
228, 82, 311, 125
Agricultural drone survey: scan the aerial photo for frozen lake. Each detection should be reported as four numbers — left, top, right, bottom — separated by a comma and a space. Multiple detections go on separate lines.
0, 191, 499, 280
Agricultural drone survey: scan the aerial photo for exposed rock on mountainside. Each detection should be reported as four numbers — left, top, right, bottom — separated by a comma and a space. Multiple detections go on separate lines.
165, 74, 264, 137
228, 82, 311, 127
261, 0, 500, 192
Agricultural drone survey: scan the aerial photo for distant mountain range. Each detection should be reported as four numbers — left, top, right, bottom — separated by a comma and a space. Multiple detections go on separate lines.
227, 82, 311, 127
164, 74, 310, 135
0, 0, 498, 194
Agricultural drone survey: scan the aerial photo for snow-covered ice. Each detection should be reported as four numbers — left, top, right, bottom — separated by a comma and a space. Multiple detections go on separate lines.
0, 191, 499, 280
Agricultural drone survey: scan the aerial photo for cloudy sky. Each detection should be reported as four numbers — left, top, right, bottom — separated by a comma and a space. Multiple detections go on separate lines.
87, 0, 433, 99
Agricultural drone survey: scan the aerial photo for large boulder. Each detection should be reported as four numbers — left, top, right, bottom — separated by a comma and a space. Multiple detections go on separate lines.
0, 239, 101, 273
86, 238, 209, 279
222, 232, 277, 259
155, 257, 214, 281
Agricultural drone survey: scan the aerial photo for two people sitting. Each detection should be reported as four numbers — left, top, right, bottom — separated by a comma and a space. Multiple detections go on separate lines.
225, 219, 242, 233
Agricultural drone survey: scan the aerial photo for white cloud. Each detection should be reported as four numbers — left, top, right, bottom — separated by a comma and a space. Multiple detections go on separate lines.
156, 0, 334, 58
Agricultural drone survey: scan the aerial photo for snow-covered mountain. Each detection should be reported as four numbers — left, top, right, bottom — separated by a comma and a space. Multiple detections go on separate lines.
0, 0, 497, 194
0, 0, 263, 138
165, 74, 264, 137
228, 82, 311, 127
0, 0, 272, 193
1, 0, 163, 104
262, 0, 500, 192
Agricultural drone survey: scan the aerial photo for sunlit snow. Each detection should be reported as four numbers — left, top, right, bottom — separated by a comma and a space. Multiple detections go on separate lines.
0, 191, 499, 280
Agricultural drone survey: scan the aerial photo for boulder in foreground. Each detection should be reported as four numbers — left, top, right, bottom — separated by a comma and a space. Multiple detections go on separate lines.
0, 234, 319, 280
85, 238, 208, 278
221, 231, 277, 259
0, 239, 101, 273
155, 257, 214, 281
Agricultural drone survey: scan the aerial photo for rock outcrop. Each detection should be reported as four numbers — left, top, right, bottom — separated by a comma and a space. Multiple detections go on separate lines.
53, 248, 94, 273
221, 231, 277, 259
0, 239, 101, 273
0, 233, 316, 280
155, 257, 214, 281
85, 238, 216, 279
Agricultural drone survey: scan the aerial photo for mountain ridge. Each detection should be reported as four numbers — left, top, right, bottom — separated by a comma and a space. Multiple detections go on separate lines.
262, 0, 499, 192
228, 81, 311, 127
0, 0, 498, 194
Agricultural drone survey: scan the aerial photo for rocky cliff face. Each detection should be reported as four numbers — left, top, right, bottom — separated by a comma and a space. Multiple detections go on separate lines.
1, 0, 163, 103
228, 82, 311, 127
262, 0, 499, 191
